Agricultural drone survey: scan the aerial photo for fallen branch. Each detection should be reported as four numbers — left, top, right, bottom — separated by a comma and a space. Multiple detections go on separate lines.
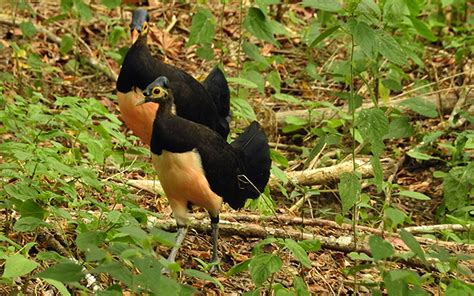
275, 157, 397, 187
403, 223, 472, 234
148, 216, 440, 271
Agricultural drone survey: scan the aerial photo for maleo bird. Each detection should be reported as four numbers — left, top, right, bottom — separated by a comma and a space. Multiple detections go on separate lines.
116, 8, 230, 145
136, 76, 271, 265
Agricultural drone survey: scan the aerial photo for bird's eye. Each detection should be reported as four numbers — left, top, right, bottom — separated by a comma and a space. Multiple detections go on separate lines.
152, 87, 161, 96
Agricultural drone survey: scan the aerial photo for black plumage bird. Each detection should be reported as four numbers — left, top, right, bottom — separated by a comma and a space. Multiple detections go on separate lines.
116, 8, 230, 145
136, 76, 271, 264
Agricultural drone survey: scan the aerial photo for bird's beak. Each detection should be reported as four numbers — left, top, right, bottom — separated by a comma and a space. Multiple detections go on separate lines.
135, 98, 146, 106
131, 29, 140, 44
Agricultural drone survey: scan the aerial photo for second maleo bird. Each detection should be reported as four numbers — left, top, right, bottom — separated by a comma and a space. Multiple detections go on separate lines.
116, 9, 230, 145
137, 76, 271, 264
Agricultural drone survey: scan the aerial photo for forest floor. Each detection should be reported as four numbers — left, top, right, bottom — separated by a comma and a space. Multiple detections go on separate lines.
0, 1, 472, 295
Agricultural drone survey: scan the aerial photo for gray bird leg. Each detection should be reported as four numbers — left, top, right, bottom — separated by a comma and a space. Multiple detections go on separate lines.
167, 226, 188, 263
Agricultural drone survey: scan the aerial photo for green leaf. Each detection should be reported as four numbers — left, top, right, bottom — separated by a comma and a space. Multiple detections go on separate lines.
267, 71, 281, 92
74, 0, 92, 22
369, 236, 394, 261
271, 165, 288, 185
304, 135, 326, 168
284, 116, 308, 126
309, 25, 340, 48
36, 262, 84, 283
406, 149, 436, 160
384, 207, 406, 228
284, 239, 311, 268
270, 149, 288, 168
338, 172, 361, 214
249, 254, 283, 287
226, 260, 251, 277
298, 239, 321, 252
19, 201, 47, 222
301, 0, 342, 12
44, 278, 71, 296
184, 269, 223, 290
20, 21, 37, 38
352, 21, 376, 57
60, 34, 75, 55
231, 98, 257, 121
109, 26, 126, 47
399, 229, 426, 261
358, 108, 389, 156
293, 276, 310, 296
187, 8, 215, 46
14, 216, 47, 232
3, 254, 39, 278
76, 231, 106, 251
443, 167, 471, 211
244, 7, 277, 45
399, 97, 438, 118
273, 93, 301, 104
375, 31, 407, 65
382, 78, 402, 92
101, 0, 121, 9
386, 116, 414, 139
243, 42, 269, 66
227, 77, 258, 89
398, 190, 431, 201
370, 156, 383, 192
408, 16, 437, 42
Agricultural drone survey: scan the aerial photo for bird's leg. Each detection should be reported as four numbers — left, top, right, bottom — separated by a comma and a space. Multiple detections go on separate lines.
167, 225, 188, 263
210, 215, 220, 263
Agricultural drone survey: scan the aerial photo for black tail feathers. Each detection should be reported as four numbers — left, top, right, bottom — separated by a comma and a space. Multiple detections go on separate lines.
203, 67, 231, 136
230, 121, 271, 208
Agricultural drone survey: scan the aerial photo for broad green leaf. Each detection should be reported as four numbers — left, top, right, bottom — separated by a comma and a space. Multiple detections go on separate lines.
443, 167, 471, 211
92, 262, 133, 287
74, 0, 92, 22
400, 229, 426, 261
384, 207, 406, 228
338, 172, 361, 214
242, 70, 265, 93
14, 216, 47, 232
4, 181, 39, 201
226, 260, 251, 276
284, 239, 311, 268
293, 276, 310, 296
407, 149, 436, 160
370, 156, 383, 192
352, 21, 376, 57
19, 199, 47, 219
36, 262, 84, 283
284, 116, 308, 126
398, 190, 431, 201
399, 97, 438, 118
244, 7, 277, 45
187, 8, 215, 46
227, 77, 258, 89
309, 25, 340, 48
184, 269, 223, 290
256, 0, 281, 14
375, 31, 407, 65
44, 278, 71, 296
358, 108, 389, 156
231, 98, 257, 121
382, 78, 402, 92
60, 34, 75, 55
60, 0, 73, 12
304, 135, 326, 168
267, 71, 281, 92
298, 239, 321, 252
386, 116, 414, 139
270, 149, 288, 168
3, 254, 39, 278
369, 235, 394, 261
383, 0, 406, 24
271, 165, 288, 185
109, 26, 126, 47
243, 42, 269, 66
301, 0, 342, 12
101, 0, 121, 9
249, 254, 283, 287
273, 93, 301, 104
408, 16, 437, 42
76, 231, 106, 251
20, 21, 37, 38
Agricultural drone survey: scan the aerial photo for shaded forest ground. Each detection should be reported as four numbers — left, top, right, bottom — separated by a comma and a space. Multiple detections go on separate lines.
0, 1, 472, 295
